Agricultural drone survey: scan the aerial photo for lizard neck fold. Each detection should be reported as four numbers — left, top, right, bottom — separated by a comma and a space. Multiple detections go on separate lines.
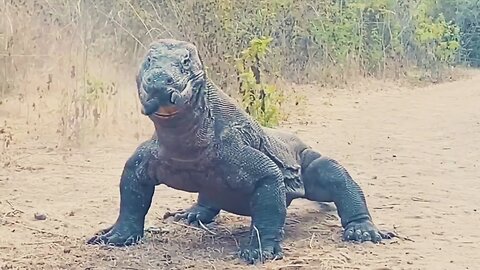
149, 83, 214, 158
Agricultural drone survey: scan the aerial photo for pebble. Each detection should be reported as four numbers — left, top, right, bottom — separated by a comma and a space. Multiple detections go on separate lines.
34, 212, 47, 221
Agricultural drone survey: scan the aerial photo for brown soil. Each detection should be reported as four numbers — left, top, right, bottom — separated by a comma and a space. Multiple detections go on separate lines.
1, 71, 479, 270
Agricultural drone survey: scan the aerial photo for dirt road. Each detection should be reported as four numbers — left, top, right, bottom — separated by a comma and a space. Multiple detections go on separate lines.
1, 72, 479, 269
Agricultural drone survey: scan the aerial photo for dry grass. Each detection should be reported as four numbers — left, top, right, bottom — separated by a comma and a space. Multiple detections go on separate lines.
0, 0, 468, 147
1, 1, 150, 147
0, 3, 477, 268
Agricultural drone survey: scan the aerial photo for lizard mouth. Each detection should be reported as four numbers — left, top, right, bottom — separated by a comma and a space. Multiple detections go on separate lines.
141, 71, 205, 117
153, 106, 181, 118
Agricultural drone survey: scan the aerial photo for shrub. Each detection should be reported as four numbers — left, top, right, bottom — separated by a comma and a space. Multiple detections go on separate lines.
235, 37, 283, 127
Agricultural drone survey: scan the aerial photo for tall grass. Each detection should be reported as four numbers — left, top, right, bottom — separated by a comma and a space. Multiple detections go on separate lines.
0, 0, 474, 146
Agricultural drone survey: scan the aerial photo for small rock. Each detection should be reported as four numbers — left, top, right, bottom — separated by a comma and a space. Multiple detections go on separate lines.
34, 212, 47, 221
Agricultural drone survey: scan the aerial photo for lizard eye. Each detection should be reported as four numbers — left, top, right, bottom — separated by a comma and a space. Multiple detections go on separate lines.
166, 77, 174, 85
145, 56, 152, 68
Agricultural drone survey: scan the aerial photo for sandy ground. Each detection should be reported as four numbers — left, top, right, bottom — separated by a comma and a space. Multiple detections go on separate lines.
1, 71, 479, 270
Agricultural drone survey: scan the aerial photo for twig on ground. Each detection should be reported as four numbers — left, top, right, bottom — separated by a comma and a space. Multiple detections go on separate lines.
338, 252, 352, 263
274, 264, 309, 269
207, 261, 217, 270
21, 240, 64, 245
171, 221, 204, 232
44, 162, 115, 170
198, 220, 217, 235
6, 200, 16, 210
19, 224, 70, 239
309, 233, 315, 249
286, 218, 301, 224
4, 220, 73, 239
2, 200, 24, 222
395, 233, 415, 242
373, 206, 395, 210
308, 229, 330, 232
332, 264, 360, 269
10, 153, 33, 163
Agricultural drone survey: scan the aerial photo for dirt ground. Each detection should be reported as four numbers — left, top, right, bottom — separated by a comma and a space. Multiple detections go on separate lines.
1, 71, 479, 270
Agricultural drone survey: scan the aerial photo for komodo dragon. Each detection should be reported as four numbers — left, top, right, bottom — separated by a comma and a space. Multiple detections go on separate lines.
87, 39, 393, 264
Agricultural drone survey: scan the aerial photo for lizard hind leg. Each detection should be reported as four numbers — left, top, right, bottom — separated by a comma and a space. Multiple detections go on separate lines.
300, 148, 393, 243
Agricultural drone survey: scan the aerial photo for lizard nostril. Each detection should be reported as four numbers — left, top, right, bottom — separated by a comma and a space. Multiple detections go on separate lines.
146, 76, 153, 84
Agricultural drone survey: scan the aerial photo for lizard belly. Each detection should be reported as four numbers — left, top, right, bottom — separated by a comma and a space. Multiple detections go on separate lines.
202, 189, 252, 216
154, 163, 210, 193
151, 149, 220, 193
152, 159, 253, 216
159, 169, 252, 215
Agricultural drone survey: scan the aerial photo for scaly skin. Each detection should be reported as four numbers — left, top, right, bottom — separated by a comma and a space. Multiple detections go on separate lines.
87, 39, 394, 264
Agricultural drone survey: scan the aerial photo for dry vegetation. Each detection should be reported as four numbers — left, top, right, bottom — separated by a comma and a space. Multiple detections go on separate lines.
1, 0, 477, 144
1, 0, 480, 269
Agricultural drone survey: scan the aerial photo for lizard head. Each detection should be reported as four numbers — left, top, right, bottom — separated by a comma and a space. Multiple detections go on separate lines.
136, 39, 206, 117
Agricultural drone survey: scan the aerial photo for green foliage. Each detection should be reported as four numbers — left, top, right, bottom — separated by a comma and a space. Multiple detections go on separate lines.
309, 3, 361, 64
236, 37, 283, 127
305, 0, 463, 76
307, 0, 402, 74
433, 0, 480, 66
165, 0, 467, 83
414, 0, 461, 65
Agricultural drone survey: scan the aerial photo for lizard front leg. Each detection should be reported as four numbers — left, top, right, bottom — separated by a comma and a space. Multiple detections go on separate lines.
87, 141, 155, 246
240, 171, 287, 264
220, 144, 287, 264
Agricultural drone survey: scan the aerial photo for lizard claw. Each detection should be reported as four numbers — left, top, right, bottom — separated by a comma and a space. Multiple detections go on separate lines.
343, 219, 393, 243
163, 204, 218, 226
239, 242, 283, 264
170, 211, 201, 225
87, 223, 144, 247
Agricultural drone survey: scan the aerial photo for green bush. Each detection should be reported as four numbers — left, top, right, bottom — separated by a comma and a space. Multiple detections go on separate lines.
433, 0, 480, 66
235, 37, 283, 127
414, 0, 461, 64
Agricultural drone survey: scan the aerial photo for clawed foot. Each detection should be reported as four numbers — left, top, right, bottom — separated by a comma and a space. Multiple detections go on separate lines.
343, 219, 394, 243
163, 204, 218, 226
240, 242, 283, 264
87, 224, 144, 246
